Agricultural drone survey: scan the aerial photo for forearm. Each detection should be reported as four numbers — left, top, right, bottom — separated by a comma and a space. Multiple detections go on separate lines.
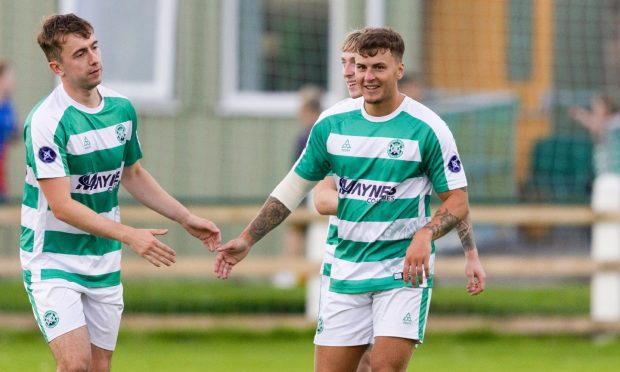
53, 199, 133, 243
456, 212, 476, 254
422, 187, 469, 241
240, 196, 291, 246
122, 167, 190, 224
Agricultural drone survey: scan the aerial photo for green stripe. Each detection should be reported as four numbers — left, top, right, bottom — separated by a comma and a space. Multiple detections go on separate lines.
339, 197, 422, 222
417, 288, 430, 342
335, 239, 409, 263
322, 263, 332, 276
41, 269, 121, 288
331, 156, 424, 182
22, 183, 39, 209
325, 224, 338, 245
66, 146, 125, 175
43, 231, 121, 256
61, 97, 132, 135
20, 226, 34, 252
71, 191, 119, 214
22, 270, 48, 341
330, 276, 406, 293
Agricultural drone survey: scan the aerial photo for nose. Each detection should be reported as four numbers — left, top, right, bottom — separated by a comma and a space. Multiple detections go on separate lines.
343, 62, 355, 78
88, 49, 100, 65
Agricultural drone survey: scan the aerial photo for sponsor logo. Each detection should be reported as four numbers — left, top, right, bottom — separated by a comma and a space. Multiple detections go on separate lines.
38, 147, 57, 163
448, 155, 462, 173
76, 171, 121, 192
115, 124, 127, 144
338, 177, 396, 203
83, 137, 92, 150
403, 312, 412, 326
387, 139, 404, 159
341, 139, 351, 152
44, 310, 59, 328
316, 317, 324, 334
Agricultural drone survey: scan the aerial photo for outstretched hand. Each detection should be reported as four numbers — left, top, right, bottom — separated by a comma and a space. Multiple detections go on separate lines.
125, 228, 176, 267
213, 238, 252, 279
181, 214, 222, 251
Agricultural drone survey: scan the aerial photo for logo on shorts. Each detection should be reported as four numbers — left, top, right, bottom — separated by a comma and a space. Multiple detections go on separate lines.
403, 312, 412, 326
115, 124, 127, 144
387, 139, 404, 159
38, 147, 57, 163
448, 155, 462, 173
43, 310, 59, 328
316, 317, 324, 334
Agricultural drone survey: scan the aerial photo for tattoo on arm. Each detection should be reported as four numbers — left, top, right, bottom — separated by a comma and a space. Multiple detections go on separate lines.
456, 215, 475, 252
422, 208, 459, 240
248, 196, 291, 243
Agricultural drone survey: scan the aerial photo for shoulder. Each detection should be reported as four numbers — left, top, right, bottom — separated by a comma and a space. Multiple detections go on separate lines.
317, 97, 363, 122
401, 97, 453, 140
99, 85, 137, 115
27, 86, 69, 132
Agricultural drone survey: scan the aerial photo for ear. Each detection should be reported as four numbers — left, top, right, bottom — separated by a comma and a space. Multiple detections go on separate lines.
49, 61, 64, 77
396, 62, 405, 80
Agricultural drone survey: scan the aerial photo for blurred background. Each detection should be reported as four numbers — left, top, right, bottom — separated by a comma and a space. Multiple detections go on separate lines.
1, 0, 619, 371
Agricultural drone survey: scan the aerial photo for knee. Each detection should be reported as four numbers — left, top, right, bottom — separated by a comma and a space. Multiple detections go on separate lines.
56, 354, 90, 372
370, 355, 408, 372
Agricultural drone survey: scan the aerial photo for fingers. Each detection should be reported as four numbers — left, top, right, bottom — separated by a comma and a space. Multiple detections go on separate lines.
214, 253, 232, 279
466, 273, 486, 296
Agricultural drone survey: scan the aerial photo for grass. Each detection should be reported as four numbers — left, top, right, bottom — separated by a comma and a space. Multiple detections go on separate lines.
0, 277, 589, 315
1, 329, 618, 372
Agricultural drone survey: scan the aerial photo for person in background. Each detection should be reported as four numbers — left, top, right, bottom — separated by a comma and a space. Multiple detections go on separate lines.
0, 60, 19, 202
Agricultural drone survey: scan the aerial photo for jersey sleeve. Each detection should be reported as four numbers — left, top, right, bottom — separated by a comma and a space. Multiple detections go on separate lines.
27, 116, 69, 179
293, 119, 332, 181
423, 123, 467, 193
124, 103, 143, 166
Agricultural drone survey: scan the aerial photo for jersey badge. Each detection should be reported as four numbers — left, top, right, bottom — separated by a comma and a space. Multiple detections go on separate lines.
83, 136, 92, 150
38, 146, 57, 163
448, 155, 462, 173
387, 139, 404, 158
115, 124, 127, 144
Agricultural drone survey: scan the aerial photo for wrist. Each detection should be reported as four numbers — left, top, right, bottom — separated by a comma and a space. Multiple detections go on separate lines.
464, 248, 480, 259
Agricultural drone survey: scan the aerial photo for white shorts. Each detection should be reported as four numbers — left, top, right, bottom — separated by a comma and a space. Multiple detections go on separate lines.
23, 277, 124, 351
314, 275, 432, 346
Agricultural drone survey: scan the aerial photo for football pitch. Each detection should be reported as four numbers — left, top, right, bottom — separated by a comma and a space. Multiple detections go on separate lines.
1, 328, 618, 371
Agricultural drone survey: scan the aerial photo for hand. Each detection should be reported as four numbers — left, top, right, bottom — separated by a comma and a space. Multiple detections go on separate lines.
465, 256, 486, 295
213, 238, 252, 279
124, 228, 176, 267
180, 214, 222, 251
403, 231, 431, 286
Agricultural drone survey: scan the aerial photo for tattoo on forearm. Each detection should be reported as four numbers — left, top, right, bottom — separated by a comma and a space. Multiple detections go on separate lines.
456, 216, 475, 252
248, 196, 291, 243
423, 208, 459, 240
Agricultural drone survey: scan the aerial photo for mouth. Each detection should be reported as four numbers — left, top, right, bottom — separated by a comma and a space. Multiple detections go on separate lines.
89, 68, 101, 76
363, 84, 380, 92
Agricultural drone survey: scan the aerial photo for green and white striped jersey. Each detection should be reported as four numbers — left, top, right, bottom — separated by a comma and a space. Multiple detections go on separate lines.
20, 84, 142, 288
295, 96, 467, 294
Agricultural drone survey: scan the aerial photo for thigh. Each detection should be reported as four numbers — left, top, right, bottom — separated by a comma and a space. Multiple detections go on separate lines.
372, 287, 432, 343
314, 289, 373, 346
370, 336, 416, 372
25, 280, 87, 343
82, 284, 124, 351
49, 325, 92, 370
315, 344, 368, 372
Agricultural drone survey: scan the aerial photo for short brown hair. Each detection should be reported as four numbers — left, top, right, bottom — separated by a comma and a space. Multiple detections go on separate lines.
37, 13, 94, 62
355, 27, 404, 61
341, 29, 365, 53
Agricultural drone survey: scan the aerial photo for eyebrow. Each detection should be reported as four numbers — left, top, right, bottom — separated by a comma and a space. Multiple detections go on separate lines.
72, 40, 98, 57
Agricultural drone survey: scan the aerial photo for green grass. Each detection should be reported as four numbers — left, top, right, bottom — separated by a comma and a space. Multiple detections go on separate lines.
1, 329, 618, 372
0, 278, 590, 315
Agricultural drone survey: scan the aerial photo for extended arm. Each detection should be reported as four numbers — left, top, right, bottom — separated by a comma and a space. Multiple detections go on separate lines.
121, 162, 221, 250
313, 176, 338, 215
39, 177, 176, 267
214, 170, 317, 278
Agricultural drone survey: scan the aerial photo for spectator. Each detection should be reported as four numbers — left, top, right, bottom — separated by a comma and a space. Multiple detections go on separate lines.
0, 60, 19, 202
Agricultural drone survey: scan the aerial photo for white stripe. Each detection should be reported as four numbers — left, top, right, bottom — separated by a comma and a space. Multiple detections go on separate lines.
25, 167, 38, 188
66, 121, 133, 156
70, 166, 123, 195
330, 253, 435, 285
338, 217, 429, 242
21, 205, 39, 230
45, 207, 121, 234
22, 250, 122, 277
327, 133, 421, 162
334, 175, 432, 202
